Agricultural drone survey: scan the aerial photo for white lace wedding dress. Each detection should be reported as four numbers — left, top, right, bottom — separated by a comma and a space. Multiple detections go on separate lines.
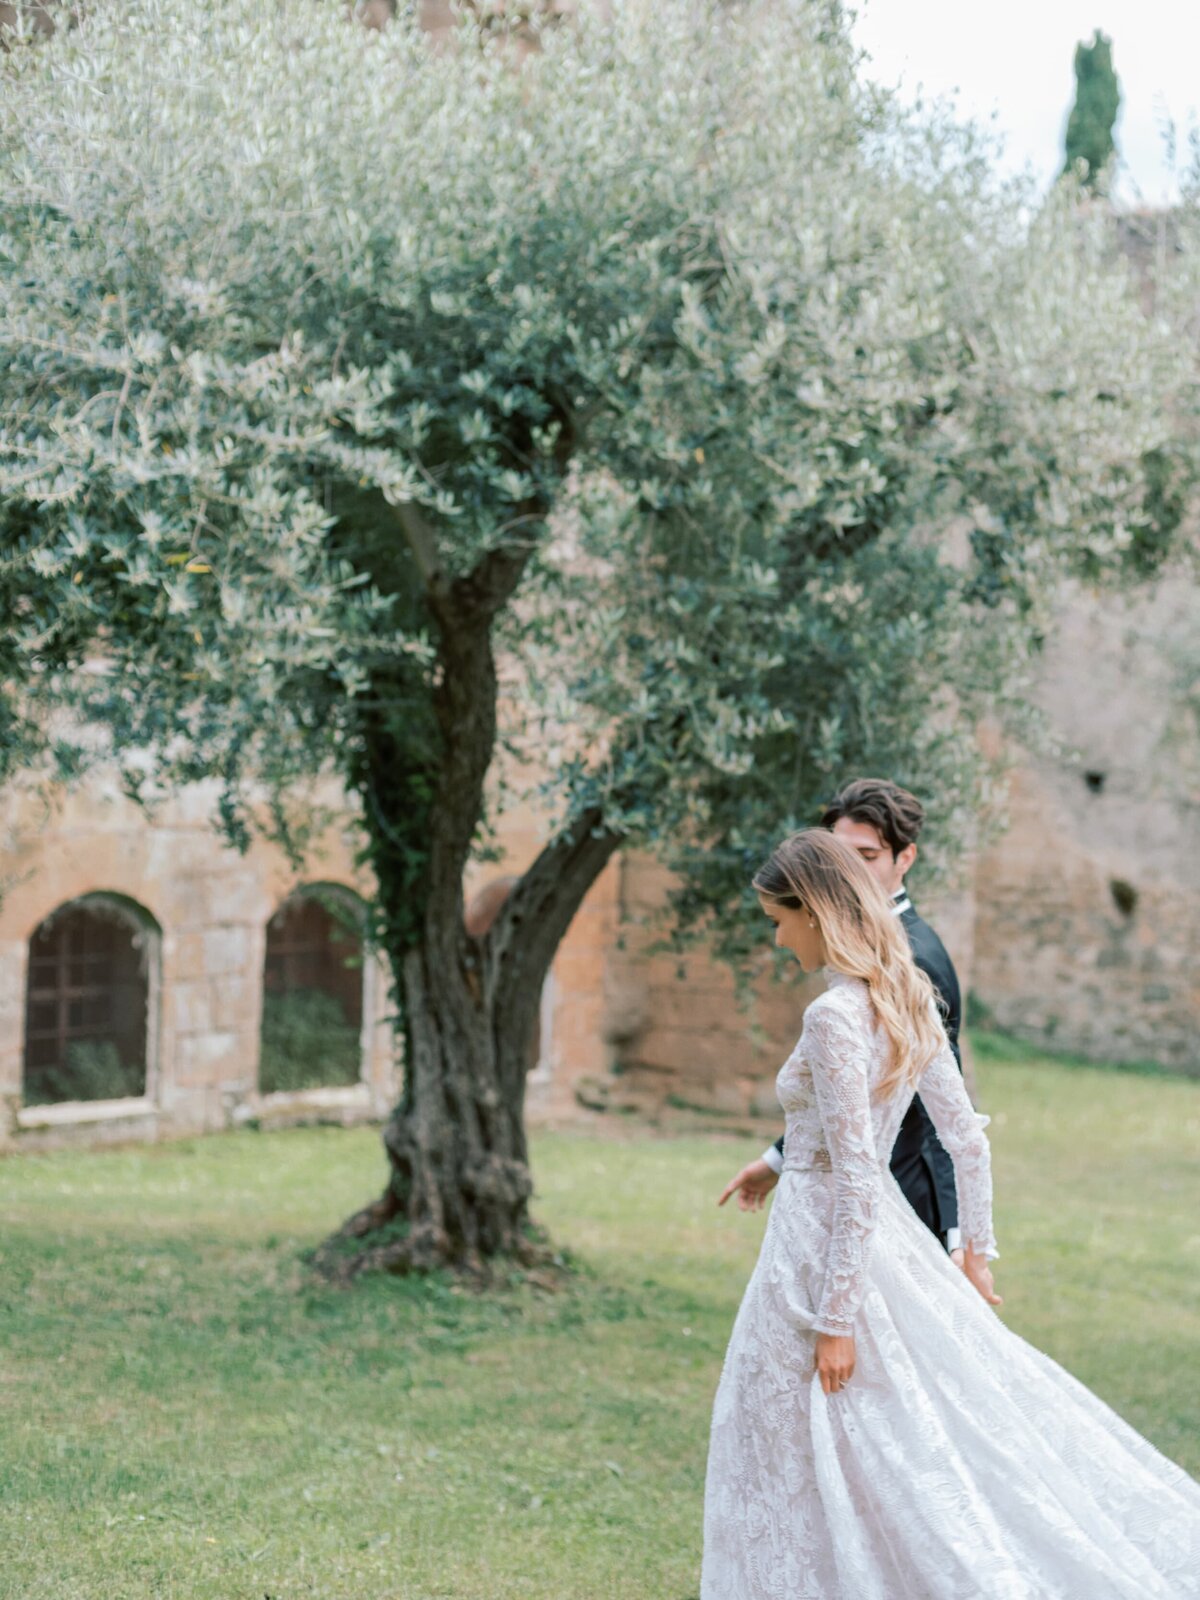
701, 970, 1200, 1599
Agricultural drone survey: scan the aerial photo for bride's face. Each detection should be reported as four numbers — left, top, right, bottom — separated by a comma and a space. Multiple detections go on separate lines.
758, 892, 827, 972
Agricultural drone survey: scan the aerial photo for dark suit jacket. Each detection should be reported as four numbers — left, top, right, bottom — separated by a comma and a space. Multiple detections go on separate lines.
774, 899, 963, 1241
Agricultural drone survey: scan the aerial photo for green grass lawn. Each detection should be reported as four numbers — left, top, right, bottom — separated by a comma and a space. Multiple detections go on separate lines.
1, 1037, 1197, 1600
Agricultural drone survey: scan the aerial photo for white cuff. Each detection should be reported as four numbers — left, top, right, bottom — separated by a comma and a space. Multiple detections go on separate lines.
762, 1145, 783, 1175
945, 1227, 962, 1253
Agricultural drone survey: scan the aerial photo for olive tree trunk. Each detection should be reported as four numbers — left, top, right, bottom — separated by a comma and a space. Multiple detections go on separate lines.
318, 527, 620, 1280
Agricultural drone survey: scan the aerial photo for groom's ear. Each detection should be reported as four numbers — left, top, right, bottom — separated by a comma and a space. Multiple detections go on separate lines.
896, 842, 918, 879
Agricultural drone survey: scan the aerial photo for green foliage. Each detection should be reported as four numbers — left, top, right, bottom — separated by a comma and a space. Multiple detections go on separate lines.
1063, 31, 1121, 186
259, 988, 363, 1094
24, 1037, 144, 1106
0, 1050, 1197, 1596
0, 0, 1195, 981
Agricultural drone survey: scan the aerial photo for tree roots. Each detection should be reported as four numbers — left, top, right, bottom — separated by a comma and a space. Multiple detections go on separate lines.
310, 1187, 568, 1290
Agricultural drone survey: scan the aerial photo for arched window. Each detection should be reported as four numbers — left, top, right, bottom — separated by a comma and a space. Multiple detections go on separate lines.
23, 894, 159, 1106
260, 886, 365, 1094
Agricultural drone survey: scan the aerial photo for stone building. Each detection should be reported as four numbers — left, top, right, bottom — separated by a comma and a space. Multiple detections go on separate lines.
972, 578, 1199, 1072
2, 578, 1196, 1159
599, 578, 1199, 1109
0, 774, 394, 1152
0, 767, 623, 1152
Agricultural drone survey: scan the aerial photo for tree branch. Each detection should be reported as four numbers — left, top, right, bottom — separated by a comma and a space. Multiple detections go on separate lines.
387, 498, 447, 599
487, 805, 623, 1008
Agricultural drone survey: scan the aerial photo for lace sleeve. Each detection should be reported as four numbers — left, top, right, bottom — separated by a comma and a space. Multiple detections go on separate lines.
806, 999, 883, 1337
918, 1031, 999, 1260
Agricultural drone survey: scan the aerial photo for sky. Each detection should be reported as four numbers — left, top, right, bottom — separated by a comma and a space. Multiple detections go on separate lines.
850, 0, 1200, 205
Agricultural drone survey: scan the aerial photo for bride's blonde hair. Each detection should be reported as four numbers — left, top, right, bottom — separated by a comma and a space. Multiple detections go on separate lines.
754, 828, 943, 1097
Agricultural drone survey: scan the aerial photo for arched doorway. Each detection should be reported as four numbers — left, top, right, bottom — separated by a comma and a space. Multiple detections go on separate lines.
259, 886, 365, 1094
23, 894, 159, 1106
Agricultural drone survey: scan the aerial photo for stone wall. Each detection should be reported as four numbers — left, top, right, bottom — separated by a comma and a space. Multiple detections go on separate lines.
0, 767, 618, 1152
3, 578, 1195, 1159
0, 772, 400, 1152
597, 852, 978, 1120
972, 582, 1200, 1073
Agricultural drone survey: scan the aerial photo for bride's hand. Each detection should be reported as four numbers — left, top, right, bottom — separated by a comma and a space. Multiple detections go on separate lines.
815, 1333, 856, 1395
717, 1158, 779, 1212
958, 1246, 1004, 1307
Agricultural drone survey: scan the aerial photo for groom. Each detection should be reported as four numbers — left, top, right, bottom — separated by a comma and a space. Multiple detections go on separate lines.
719, 778, 967, 1260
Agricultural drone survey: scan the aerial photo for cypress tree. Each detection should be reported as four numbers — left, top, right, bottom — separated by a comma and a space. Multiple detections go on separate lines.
1063, 31, 1121, 187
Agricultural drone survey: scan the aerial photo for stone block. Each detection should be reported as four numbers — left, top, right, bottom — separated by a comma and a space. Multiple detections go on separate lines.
145, 829, 223, 890
0, 1044, 22, 1098
676, 1079, 749, 1117
201, 925, 256, 978
170, 982, 213, 1036
175, 1029, 247, 1087
164, 930, 207, 981
167, 870, 269, 930
212, 975, 259, 1031
0, 986, 26, 1039
629, 1024, 769, 1080
600, 972, 649, 1043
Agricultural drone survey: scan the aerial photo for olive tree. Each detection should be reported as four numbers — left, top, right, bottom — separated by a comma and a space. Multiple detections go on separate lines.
1, 0, 1193, 1275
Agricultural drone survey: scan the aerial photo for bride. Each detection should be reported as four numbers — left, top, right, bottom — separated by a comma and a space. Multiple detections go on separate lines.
701, 829, 1199, 1600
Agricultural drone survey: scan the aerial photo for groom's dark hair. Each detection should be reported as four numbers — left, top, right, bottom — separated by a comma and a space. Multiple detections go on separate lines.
820, 778, 925, 859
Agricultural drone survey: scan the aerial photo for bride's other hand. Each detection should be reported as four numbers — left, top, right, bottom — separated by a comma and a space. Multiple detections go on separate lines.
815, 1333, 856, 1395
958, 1246, 1004, 1307
717, 1159, 779, 1211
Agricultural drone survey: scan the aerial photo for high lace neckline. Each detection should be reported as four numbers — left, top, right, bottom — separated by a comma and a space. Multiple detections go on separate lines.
823, 967, 861, 989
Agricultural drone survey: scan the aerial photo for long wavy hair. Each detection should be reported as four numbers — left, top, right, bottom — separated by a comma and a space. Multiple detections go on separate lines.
753, 829, 943, 1097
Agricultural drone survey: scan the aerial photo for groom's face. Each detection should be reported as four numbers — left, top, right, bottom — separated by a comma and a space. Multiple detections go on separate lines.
830, 818, 916, 896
